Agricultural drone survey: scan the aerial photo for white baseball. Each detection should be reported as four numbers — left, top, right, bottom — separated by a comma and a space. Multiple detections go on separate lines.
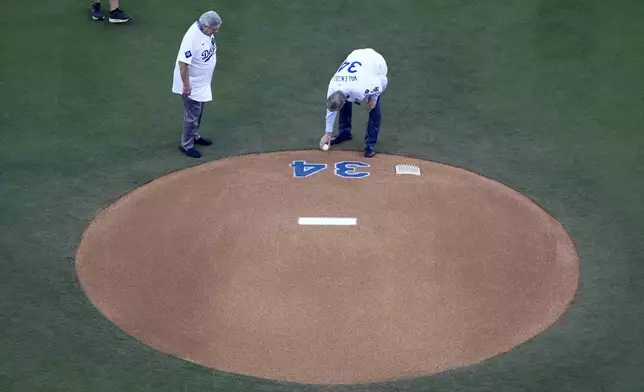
322, 144, 329, 151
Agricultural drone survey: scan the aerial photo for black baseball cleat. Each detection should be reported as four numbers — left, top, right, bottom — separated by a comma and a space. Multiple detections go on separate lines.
194, 136, 213, 146
91, 3, 105, 20
109, 8, 131, 23
179, 146, 202, 158
364, 145, 376, 158
330, 133, 352, 145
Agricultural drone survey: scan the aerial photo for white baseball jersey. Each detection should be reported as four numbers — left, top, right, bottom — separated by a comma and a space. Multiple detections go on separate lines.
325, 48, 388, 132
172, 21, 217, 102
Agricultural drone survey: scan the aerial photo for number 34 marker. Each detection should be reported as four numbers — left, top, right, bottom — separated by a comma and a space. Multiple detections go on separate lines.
290, 160, 370, 179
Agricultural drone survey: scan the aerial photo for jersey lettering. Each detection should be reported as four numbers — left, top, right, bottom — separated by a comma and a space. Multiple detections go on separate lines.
334, 75, 358, 82
337, 61, 362, 74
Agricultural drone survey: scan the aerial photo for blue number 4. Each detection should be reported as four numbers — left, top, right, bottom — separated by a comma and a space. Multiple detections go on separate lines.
337, 61, 362, 74
291, 161, 327, 178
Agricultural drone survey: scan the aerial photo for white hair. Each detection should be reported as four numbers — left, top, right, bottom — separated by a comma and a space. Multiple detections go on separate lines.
199, 11, 222, 28
327, 91, 347, 112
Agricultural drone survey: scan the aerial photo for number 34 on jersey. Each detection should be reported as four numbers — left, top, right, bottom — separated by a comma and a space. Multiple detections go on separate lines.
290, 160, 370, 179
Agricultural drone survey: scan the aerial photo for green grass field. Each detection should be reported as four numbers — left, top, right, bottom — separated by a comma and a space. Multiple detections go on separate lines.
2, 0, 644, 390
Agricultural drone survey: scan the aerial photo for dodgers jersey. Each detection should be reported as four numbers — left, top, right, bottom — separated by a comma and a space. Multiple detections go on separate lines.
172, 21, 217, 102
325, 48, 388, 132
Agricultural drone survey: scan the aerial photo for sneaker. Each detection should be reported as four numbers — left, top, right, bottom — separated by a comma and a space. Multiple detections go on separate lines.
194, 136, 212, 146
330, 133, 352, 145
179, 146, 202, 158
364, 145, 376, 158
91, 3, 105, 20
109, 8, 131, 23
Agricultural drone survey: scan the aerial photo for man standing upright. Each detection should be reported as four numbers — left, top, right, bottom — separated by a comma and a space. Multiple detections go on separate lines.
319, 48, 388, 157
172, 11, 222, 158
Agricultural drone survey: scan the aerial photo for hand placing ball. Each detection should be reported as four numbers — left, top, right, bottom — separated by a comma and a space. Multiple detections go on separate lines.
319, 133, 332, 150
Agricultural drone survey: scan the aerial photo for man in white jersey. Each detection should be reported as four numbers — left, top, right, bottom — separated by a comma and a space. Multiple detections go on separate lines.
319, 48, 388, 157
172, 11, 222, 158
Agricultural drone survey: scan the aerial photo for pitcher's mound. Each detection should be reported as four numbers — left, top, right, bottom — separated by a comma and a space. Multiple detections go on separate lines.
76, 150, 579, 384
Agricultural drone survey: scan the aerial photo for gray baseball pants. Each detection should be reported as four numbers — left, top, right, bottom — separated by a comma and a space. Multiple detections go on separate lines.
181, 95, 205, 150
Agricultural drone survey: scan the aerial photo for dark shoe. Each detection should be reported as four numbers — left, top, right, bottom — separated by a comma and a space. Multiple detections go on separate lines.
364, 145, 376, 158
330, 133, 353, 145
91, 3, 105, 20
109, 8, 131, 23
179, 146, 201, 158
194, 137, 212, 146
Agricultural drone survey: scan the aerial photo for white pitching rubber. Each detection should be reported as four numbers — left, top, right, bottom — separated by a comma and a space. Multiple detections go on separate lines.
298, 217, 357, 226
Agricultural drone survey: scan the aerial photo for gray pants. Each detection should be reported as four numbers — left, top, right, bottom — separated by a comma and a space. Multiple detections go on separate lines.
181, 96, 205, 149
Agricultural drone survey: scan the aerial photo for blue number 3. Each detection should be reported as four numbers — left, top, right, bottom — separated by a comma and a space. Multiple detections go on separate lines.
335, 161, 370, 178
337, 61, 362, 74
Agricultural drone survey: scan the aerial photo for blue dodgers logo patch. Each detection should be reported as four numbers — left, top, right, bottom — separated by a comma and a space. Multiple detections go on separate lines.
185, 50, 192, 58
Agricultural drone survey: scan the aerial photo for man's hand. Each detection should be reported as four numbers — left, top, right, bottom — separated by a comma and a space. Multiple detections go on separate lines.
182, 83, 192, 96
367, 97, 378, 111
319, 133, 331, 149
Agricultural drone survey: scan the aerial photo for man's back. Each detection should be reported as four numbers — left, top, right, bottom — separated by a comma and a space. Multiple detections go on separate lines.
327, 48, 387, 103
339, 48, 387, 77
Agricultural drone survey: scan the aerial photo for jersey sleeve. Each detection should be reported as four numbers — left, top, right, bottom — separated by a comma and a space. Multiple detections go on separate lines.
363, 77, 383, 100
325, 80, 341, 132
325, 110, 337, 133
177, 32, 195, 65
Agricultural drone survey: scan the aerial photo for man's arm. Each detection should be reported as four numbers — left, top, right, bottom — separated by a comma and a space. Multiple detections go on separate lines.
179, 61, 191, 96
363, 78, 383, 111
320, 110, 336, 148
325, 110, 337, 133
366, 94, 380, 111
